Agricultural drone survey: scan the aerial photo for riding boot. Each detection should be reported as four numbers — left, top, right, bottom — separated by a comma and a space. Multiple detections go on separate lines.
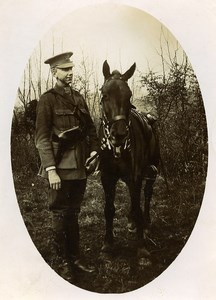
65, 212, 95, 274
50, 213, 74, 282
65, 212, 80, 259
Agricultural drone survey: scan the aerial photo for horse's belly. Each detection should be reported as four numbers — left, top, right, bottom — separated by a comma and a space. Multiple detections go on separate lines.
100, 153, 131, 178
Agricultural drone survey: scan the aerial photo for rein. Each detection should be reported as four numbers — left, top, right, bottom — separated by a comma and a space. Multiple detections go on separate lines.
100, 96, 131, 158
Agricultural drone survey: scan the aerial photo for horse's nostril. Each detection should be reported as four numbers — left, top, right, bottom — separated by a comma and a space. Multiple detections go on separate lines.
110, 128, 127, 139
115, 133, 127, 139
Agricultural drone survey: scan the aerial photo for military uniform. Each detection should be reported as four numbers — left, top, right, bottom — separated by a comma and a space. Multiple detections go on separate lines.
36, 85, 99, 180
35, 52, 99, 279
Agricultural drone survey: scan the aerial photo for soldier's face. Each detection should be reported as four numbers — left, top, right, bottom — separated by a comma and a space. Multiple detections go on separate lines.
55, 67, 73, 85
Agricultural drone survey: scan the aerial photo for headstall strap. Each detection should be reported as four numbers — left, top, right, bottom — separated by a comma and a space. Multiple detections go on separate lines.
100, 80, 131, 157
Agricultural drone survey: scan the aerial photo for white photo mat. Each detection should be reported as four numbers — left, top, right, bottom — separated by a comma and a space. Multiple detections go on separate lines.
0, 0, 216, 299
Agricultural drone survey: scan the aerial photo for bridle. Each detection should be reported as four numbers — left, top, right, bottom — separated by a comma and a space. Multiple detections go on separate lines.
100, 78, 131, 158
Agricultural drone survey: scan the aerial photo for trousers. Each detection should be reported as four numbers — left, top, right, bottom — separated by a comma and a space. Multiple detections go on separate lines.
48, 179, 87, 260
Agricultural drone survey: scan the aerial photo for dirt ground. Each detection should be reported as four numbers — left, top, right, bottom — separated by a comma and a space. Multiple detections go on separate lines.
14, 171, 204, 293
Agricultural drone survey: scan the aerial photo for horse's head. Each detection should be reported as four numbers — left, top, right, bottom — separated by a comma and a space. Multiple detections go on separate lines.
101, 60, 136, 147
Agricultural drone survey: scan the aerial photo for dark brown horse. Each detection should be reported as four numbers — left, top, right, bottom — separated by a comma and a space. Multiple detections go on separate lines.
99, 61, 160, 262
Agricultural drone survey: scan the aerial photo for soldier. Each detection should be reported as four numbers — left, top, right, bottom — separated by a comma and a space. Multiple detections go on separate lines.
35, 52, 99, 282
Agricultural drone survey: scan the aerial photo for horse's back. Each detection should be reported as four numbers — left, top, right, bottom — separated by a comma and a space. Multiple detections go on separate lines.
129, 109, 159, 178
130, 109, 152, 141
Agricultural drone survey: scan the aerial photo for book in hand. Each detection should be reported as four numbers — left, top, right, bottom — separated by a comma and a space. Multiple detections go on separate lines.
85, 152, 100, 176
58, 126, 82, 141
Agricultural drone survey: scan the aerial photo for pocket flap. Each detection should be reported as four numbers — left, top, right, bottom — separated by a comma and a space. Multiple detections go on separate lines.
55, 109, 75, 115
79, 108, 89, 115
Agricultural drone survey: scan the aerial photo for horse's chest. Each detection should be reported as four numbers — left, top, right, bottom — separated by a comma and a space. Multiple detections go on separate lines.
100, 150, 131, 177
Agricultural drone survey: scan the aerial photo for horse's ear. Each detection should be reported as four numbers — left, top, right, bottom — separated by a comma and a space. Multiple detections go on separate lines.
122, 63, 136, 81
130, 103, 136, 109
103, 60, 111, 79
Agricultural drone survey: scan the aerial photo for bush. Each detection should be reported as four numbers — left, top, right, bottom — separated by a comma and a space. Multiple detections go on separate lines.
140, 62, 208, 185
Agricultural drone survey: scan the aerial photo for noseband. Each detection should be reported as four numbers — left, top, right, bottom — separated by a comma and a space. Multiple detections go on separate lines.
112, 115, 127, 122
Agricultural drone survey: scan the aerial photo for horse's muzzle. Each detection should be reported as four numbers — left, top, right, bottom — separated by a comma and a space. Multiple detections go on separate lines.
110, 120, 129, 146
110, 135, 127, 147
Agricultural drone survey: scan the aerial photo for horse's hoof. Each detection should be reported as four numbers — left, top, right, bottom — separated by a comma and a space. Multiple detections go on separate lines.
137, 246, 152, 267
127, 221, 136, 233
137, 247, 151, 258
143, 218, 151, 229
143, 228, 150, 239
99, 251, 112, 263
138, 257, 152, 267
101, 241, 113, 253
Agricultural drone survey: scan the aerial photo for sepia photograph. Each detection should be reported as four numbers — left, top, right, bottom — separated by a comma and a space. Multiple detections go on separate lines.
1, 0, 216, 299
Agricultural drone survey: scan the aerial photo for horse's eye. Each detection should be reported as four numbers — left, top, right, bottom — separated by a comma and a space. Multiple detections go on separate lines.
102, 94, 109, 101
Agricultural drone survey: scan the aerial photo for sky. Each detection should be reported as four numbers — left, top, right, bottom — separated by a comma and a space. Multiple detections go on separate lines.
29, 3, 184, 88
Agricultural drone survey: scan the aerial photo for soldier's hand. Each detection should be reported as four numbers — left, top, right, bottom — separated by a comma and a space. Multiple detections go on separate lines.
48, 169, 61, 190
85, 151, 99, 176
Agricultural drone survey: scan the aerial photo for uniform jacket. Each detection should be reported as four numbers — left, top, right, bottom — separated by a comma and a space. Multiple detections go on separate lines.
35, 84, 99, 179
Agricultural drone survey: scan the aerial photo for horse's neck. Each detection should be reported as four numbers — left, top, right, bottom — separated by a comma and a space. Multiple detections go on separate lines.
130, 109, 152, 143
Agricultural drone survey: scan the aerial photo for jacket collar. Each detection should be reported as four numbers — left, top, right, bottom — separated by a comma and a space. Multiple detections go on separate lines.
53, 84, 77, 104
53, 84, 70, 96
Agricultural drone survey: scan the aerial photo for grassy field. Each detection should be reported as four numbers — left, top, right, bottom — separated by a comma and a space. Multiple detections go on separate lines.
13, 168, 205, 293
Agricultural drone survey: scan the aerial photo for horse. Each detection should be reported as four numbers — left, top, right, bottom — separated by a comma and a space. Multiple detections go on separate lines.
99, 60, 160, 263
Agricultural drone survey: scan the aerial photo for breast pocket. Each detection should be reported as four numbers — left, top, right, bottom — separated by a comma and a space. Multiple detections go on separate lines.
54, 109, 77, 130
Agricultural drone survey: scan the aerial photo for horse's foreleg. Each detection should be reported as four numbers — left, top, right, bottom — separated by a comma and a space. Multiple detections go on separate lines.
143, 179, 155, 226
143, 164, 158, 227
101, 174, 117, 250
128, 180, 152, 267
128, 179, 144, 241
143, 131, 159, 227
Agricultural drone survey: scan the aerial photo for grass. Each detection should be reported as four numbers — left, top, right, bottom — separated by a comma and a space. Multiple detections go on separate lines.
13, 169, 205, 293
